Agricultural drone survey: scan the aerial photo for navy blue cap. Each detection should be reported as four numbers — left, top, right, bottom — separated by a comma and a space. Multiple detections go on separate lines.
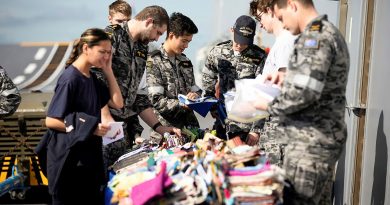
233, 15, 256, 45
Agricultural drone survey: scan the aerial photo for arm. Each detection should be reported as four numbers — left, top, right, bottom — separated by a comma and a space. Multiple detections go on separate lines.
0, 67, 21, 118
146, 57, 184, 116
267, 36, 333, 116
101, 105, 115, 124
138, 107, 181, 136
186, 66, 202, 99
255, 50, 267, 76
276, 39, 294, 73
133, 77, 181, 136
45, 116, 66, 132
181, 61, 202, 99
201, 50, 219, 97
101, 53, 123, 109
46, 115, 110, 136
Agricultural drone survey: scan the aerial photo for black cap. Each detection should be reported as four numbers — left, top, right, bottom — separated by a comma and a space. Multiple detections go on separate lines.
233, 15, 256, 45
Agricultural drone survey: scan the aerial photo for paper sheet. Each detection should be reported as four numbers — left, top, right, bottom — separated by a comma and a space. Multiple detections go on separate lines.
103, 121, 124, 145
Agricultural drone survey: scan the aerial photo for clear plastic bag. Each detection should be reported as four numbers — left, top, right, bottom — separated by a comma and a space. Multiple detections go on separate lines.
226, 79, 281, 123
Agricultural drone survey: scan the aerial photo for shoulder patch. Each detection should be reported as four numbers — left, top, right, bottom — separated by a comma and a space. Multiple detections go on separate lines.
149, 49, 162, 57
242, 45, 266, 64
250, 45, 267, 54
106, 24, 121, 31
309, 21, 322, 32
216, 40, 231, 46
304, 38, 320, 49
104, 24, 122, 38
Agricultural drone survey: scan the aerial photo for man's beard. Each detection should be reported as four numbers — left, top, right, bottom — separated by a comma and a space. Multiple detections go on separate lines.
139, 32, 151, 44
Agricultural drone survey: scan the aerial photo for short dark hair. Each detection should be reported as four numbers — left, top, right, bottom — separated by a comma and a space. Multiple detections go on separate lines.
135, 5, 169, 27
109, 0, 131, 17
166, 12, 198, 39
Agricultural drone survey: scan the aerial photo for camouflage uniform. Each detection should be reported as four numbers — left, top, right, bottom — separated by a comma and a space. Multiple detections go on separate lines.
94, 23, 151, 168
146, 46, 201, 140
259, 116, 286, 167
267, 15, 350, 204
0, 66, 21, 119
202, 40, 267, 137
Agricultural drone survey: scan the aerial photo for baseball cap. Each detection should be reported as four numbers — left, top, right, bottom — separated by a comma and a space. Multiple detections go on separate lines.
233, 15, 256, 45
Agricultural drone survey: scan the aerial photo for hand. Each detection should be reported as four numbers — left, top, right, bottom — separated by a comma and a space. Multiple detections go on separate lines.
186, 92, 199, 100
246, 132, 260, 146
100, 51, 113, 75
266, 71, 285, 88
101, 116, 115, 124
182, 104, 191, 110
94, 123, 111, 136
209, 105, 219, 119
156, 126, 182, 137
253, 100, 269, 111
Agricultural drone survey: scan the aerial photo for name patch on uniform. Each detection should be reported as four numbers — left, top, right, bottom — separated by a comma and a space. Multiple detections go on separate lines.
105, 24, 120, 38
136, 50, 146, 58
179, 61, 192, 68
304, 39, 319, 49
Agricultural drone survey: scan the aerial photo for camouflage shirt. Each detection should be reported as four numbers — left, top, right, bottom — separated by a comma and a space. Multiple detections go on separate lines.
202, 40, 267, 97
202, 40, 267, 133
99, 23, 151, 119
146, 46, 201, 128
268, 15, 350, 151
0, 66, 21, 119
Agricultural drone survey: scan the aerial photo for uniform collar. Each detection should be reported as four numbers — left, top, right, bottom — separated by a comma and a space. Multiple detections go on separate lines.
160, 44, 170, 59
227, 40, 251, 56
159, 44, 186, 61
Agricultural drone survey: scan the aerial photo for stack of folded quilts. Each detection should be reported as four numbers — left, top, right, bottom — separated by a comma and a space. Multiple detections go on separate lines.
227, 162, 285, 205
106, 131, 285, 205
224, 145, 262, 166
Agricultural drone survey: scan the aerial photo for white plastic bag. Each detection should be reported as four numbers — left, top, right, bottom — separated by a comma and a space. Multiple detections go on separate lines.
227, 78, 281, 123
223, 91, 236, 113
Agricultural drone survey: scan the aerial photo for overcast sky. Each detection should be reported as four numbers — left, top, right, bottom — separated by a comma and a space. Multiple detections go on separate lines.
0, 0, 339, 71
0, 1, 252, 45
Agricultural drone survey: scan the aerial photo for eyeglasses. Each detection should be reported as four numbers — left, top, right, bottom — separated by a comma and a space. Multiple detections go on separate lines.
254, 12, 264, 22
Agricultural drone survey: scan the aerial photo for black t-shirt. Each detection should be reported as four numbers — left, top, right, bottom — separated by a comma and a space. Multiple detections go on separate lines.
48, 65, 110, 119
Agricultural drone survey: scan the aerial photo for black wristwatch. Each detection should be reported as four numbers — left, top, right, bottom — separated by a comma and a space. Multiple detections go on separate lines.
152, 122, 162, 131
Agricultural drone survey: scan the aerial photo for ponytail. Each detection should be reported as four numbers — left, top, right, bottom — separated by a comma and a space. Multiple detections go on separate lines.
65, 38, 82, 67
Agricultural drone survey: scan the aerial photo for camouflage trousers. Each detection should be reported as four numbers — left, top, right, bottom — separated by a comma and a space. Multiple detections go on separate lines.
259, 117, 285, 167
103, 115, 143, 170
261, 142, 285, 167
224, 118, 265, 142
283, 144, 339, 205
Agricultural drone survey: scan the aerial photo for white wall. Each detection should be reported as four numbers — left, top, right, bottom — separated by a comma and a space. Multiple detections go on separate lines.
335, 0, 368, 204
320, 0, 369, 204
359, 0, 390, 204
